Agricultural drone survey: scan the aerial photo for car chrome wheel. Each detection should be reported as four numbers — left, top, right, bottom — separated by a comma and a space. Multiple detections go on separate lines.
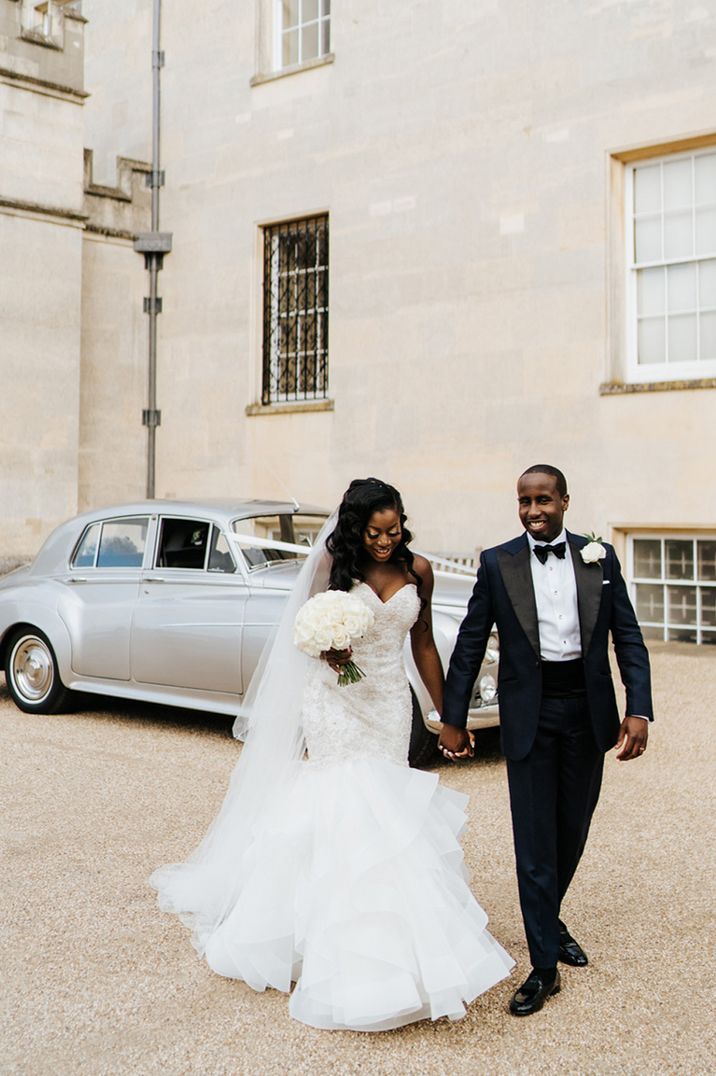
11, 635, 55, 702
4, 629, 69, 714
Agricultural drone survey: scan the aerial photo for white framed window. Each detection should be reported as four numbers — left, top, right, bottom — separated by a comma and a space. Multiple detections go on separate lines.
274, 0, 330, 71
626, 148, 716, 382
628, 533, 716, 645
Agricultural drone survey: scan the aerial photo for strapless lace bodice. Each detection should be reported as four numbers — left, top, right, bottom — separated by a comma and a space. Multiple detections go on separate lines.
302, 581, 420, 766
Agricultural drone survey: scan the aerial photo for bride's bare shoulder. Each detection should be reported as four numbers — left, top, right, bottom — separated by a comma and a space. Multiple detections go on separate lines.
410, 554, 434, 584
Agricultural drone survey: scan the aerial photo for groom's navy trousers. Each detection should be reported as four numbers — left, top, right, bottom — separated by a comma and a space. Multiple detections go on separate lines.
442, 532, 653, 969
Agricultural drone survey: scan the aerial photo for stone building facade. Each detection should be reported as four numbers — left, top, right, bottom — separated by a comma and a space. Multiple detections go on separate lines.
0, 0, 149, 565
4, 0, 716, 643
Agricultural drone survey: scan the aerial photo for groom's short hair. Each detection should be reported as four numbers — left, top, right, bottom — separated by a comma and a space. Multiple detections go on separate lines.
520, 464, 568, 498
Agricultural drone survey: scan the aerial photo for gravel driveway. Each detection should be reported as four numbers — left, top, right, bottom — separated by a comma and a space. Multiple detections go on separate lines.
1, 645, 714, 1075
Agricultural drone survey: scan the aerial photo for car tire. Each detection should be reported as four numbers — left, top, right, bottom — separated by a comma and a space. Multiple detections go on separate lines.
408, 690, 438, 768
4, 627, 70, 714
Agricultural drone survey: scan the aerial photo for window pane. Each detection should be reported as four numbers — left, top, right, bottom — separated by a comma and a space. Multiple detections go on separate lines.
637, 267, 664, 316
698, 259, 716, 307
282, 28, 299, 65
695, 207, 716, 256
701, 629, 716, 645
638, 316, 666, 363
667, 313, 696, 362
157, 519, 209, 570
664, 210, 693, 259
635, 583, 664, 623
701, 590, 716, 627
634, 164, 661, 214
72, 523, 100, 568
698, 540, 716, 581
700, 312, 716, 360
322, 0, 331, 13
641, 625, 665, 641
97, 519, 148, 568
667, 585, 697, 625
634, 217, 661, 263
694, 152, 716, 204
208, 529, 236, 574
667, 626, 697, 643
665, 539, 694, 580
281, 0, 300, 28
667, 262, 696, 312
663, 158, 692, 210
633, 539, 662, 578
320, 16, 330, 53
303, 0, 319, 20
301, 21, 319, 60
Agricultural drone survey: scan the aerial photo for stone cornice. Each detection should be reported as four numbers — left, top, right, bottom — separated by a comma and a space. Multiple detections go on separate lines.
0, 63, 88, 101
0, 194, 87, 224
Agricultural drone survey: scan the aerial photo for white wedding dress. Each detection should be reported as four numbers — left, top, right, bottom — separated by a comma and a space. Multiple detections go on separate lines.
150, 581, 513, 1031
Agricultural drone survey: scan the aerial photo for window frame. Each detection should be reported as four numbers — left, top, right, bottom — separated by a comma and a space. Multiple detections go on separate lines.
69, 516, 150, 571
625, 146, 716, 384
627, 531, 716, 645
260, 213, 329, 406
273, 0, 331, 72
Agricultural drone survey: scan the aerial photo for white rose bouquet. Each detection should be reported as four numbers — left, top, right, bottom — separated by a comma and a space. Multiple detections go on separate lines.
294, 590, 375, 686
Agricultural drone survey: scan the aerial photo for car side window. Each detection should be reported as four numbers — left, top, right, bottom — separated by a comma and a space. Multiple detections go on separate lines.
207, 528, 236, 574
156, 519, 210, 570
72, 523, 101, 568
96, 519, 149, 568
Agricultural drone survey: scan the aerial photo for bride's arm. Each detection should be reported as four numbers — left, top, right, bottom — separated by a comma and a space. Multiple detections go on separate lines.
409, 556, 444, 714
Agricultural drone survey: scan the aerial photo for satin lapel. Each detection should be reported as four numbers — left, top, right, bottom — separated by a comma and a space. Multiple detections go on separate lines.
497, 540, 541, 658
568, 532, 603, 657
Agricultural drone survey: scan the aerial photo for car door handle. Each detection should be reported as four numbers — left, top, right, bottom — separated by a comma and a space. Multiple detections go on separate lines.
67, 577, 88, 583
142, 576, 167, 583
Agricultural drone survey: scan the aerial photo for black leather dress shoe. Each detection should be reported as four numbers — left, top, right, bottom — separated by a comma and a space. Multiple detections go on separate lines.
558, 922, 589, 966
509, 969, 561, 1016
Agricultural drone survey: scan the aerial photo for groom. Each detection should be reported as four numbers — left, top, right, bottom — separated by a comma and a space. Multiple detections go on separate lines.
439, 465, 653, 1015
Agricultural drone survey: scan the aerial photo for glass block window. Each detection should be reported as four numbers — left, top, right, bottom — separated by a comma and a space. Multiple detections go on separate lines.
630, 534, 716, 645
628, 148, 716, 380
262, 215, 329, 405
276, 0, 331, 69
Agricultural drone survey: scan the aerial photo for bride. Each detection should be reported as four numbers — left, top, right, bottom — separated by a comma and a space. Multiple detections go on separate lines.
149, 477, 513, 1031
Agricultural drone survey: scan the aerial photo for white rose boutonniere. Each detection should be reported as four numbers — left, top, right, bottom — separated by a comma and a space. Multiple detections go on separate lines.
581, 532, 607, 565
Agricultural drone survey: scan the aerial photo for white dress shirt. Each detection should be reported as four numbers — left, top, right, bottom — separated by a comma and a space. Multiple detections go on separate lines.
527, 529, 582, 662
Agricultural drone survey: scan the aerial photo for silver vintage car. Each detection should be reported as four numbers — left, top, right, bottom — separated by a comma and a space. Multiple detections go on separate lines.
0, 500, 499, 766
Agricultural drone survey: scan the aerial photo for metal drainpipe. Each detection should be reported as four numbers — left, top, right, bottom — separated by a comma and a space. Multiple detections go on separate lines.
134, 0, 172, 499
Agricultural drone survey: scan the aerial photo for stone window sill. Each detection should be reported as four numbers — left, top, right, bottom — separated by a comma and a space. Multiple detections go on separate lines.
250, 53, 335, 87
245, 399, 334, 417
600, 378, 716, 395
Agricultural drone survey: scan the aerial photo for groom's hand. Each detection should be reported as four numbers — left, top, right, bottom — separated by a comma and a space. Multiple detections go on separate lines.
615, 715, 649, 761
438, 725, 474, 761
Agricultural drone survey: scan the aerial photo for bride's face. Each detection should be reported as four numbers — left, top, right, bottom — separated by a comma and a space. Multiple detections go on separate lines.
362, 507, 402, 563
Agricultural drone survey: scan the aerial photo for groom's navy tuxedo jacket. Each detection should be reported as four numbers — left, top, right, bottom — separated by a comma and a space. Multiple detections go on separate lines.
442, 531, 653, 761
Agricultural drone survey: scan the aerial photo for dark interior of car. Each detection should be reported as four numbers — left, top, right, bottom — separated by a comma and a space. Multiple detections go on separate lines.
157, 520, 210, 569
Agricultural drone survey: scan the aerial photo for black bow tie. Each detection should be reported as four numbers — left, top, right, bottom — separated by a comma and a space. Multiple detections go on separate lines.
533, 541, 566, 564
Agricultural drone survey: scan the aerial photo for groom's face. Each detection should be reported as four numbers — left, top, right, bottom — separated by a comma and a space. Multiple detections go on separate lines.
517, 473, 569, 543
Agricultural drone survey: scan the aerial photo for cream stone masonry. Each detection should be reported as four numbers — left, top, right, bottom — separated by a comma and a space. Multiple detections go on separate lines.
11, 1, 716, 575
0, 0, 150, 560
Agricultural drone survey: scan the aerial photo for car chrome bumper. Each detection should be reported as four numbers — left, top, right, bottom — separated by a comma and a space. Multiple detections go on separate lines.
425, 703, 499, 734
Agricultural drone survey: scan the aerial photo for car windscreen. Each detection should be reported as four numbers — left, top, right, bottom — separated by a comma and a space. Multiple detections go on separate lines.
231, 514, 327, 570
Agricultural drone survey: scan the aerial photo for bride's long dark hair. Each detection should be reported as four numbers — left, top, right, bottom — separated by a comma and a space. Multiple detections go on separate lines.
326, 477, 421, 596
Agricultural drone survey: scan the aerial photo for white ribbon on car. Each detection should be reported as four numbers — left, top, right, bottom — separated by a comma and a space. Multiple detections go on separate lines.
228, 532, 476, 579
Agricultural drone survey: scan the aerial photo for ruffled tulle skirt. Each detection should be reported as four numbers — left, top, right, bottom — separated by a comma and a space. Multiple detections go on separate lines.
150, 758, 513, 1031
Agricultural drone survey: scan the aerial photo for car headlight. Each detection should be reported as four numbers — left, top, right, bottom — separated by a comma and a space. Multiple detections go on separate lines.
478, 674, 497, 703
485, 632, 499, 664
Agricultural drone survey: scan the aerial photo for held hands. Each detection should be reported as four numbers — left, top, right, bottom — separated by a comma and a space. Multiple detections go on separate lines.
438, 724, 475, 762
615, 715, 649, 761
